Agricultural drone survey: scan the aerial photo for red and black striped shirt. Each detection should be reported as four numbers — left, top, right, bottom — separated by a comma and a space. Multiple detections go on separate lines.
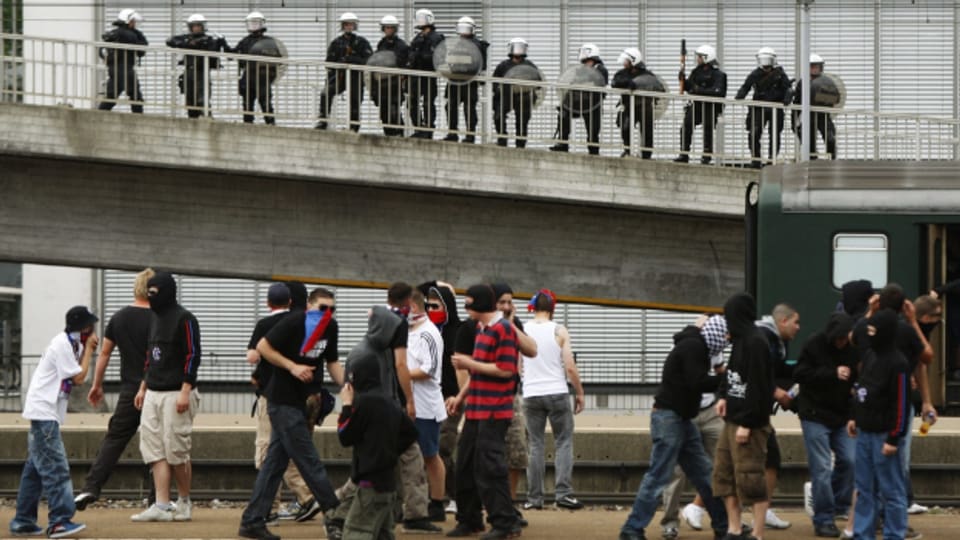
466, 317, 518, 420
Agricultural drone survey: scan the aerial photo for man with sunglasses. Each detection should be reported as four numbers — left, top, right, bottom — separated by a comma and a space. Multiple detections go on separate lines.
238, 288, 343, 540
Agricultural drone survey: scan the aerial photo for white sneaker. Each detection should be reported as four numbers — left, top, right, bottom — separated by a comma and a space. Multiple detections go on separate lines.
445, 500, 458, 515
681, 503, 705, 530
173, 499, 192, 521
131, 503, 174, 522
765, 508, 792, 529
908, 503, 929, 515
841, 528, 854, 539
804, 481, 814, 517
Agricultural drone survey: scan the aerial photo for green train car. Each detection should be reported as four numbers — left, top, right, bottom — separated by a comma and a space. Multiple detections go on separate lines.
747, 161, 960, 412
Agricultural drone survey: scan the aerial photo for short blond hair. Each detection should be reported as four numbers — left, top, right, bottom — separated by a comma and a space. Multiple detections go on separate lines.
134, 268, 155, 300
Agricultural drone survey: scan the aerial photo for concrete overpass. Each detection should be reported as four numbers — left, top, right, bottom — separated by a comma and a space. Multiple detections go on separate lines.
0, 103, 755, 309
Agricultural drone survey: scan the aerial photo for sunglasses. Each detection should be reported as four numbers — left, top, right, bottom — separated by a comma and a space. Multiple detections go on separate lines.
318, 305, 337, 313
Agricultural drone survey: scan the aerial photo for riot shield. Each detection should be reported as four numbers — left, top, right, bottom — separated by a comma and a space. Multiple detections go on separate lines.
366, 50, 400, 102
557, 65, 605, 114
504, 63, 546, 109
811, 72, 846, 108
630, 72, 670, 120
249, 36, 288, 80
433, 38, 483, 86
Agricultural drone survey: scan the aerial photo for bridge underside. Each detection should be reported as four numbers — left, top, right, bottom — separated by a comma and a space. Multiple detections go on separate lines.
0, 155, 743, 309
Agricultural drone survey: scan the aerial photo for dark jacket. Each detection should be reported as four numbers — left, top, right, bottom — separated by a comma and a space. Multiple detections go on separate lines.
492, 58, 540, 104
794, 313, 857, 428
144, 272, 201, 392
325, 32, 373, 82
234, 31, 281, 83
408, 29, 445, 71
166, 31, 230, 71
854, 309, 911, 446
337, 352, 418, 492
612, 65, 659, 108
101, 23, 148, 70
756, 317, 795, 395
653, 326, 723, 420
376, 36, 410, 68
719, 293, 773, 429
685, 63, 727, 98
417, 282, 461, 398
735, 66, 792, 105
345, 305, 402, 403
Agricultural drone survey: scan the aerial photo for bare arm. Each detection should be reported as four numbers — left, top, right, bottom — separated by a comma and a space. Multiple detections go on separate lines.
326, 360, 345, 387
452, 353, 514, 379
257, 337, 315, 382
87, 337, 115, 406
246, 348, 259, 365
409, 368, 431, 380
71, 335, 98, 385
514, 322, 538, 358
394, 347, 416, 407
559, 326, 585, 410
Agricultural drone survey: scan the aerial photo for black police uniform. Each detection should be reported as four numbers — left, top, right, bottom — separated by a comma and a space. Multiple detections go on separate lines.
234, 30, 281, 125
678, 63, 727, 164
98, 22, 148, 113
792, 78, 837, 160
612, 65, 659, 159
372, 35, 410, 136
445, 36, 489, 143
166, 31, 230, 118
551, 60, 609, 155
735, 66, 793, 167
317, 32, 373, 132
407, 27, 445, 138
492, 57, 539, 148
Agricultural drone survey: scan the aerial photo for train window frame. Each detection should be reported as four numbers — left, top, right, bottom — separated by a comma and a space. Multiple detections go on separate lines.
832, 233, 889, 289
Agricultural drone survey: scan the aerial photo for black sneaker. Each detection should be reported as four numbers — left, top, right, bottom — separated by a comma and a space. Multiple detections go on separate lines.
673, 155, 690, 163
446, 523, 485, 537
514, 509, 528, 528
293, 499, 321, 522
619, 530, 646, 540
238, 523, 280, 540
904, 527, 923, 539
521, 502, 542, 511
479, 527, 521, 540
443, 134, 459, 142
73, 492, 97, 511
555, 496, 584, 510
548, 144, 569, 152
403, 518, 442, 534
814, 523, 842, 537
429, 500, 447, 522
462, 135, 476, 144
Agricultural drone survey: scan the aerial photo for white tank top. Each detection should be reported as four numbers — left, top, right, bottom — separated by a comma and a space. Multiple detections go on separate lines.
522, 320, 569, 398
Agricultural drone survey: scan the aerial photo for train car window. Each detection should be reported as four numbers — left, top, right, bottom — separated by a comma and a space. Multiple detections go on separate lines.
833, 234, 888, 289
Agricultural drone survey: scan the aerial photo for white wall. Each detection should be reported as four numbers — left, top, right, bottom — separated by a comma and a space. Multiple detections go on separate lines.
22, 0, 99, 107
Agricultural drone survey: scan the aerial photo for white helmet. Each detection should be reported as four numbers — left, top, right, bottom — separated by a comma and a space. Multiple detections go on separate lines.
415, 9, 435, 28
578, 43, 601, 63
810, 53, 825, 65
695, 44, 717, 64
508, 37, 528, 57
756, 46, 777, 67
117, 9, 142, 25
340, 12, 359, 30
618, 47, 643, 67
380, 15, 399, 28
245, 11, 266, 32
456, 16, 476, 36
186, 13, 207, 33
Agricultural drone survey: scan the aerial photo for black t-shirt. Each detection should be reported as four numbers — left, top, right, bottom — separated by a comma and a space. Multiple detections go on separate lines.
248, 311, 290, 395
390, 318, 409, 349
104, 305, 153, 389
853, 318, 925, 373
262, 310, 339, 409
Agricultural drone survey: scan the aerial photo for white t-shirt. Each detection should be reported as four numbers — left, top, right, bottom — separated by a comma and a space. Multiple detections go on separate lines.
522, 319, 569, 398
407, 320, 448, 422
699, 352, 726, 410
23, 332, 82, 425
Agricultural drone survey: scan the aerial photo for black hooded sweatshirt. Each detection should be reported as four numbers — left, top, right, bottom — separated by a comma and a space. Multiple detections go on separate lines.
337, 350, 418, 492
718, 293, 773, 429
840, 279, 873, 320
417, 281, 462, 398
794, 313, 857, 428
854, 309, 911, 446
144, 272, 202, 392
653, 326, 723, 420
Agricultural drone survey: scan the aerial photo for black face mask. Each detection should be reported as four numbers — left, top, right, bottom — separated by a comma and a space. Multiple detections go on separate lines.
919, 321, 941, 338
147, 272, 178, 313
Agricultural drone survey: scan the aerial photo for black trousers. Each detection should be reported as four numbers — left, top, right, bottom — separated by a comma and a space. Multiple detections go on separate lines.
556, 107, 603, 154
318, 71, 364, 132
493, 97, 533, 148
446, 82, 480, 134
408, 76, 439, 136
619, 98, 655, 159
455, 418, 517, 531
680, 102, 722, 158
98, 67, 143, 113
747, 106, 785, 166
807, 112, 837, 159
81, 388, 142, 496
183, 68, 210, 119
240, 75, 275, 125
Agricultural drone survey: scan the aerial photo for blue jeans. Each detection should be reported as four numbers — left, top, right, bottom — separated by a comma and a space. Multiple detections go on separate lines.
240, 403, 339, 526
853, 431, 906, 540
621, 409, 727, 536
10, 420, 76, 532
524, 393, 575, 505
801, 419, 855, 526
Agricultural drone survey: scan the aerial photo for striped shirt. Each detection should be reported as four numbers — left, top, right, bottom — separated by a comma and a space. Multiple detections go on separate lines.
466, 316, 518, 420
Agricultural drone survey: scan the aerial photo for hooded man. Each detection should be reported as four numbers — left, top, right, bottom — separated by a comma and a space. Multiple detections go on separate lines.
132, 272, 201, 523
619, 314, 729, 540
713, 293, 774, 540
840, 280, 873, 320
794, 313, 857, 537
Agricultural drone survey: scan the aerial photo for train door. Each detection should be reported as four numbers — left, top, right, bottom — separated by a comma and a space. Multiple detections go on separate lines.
925, 225, 947, 409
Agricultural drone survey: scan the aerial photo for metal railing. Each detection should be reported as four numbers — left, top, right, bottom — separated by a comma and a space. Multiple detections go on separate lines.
2, 32, 959, 164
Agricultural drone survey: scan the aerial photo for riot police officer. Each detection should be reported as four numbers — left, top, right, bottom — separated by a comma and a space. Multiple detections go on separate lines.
372, 15, 409, 137
234, 12, 281, 125
735, 47, 793, 168
407, 9, 445, 139
166, 14, 230, 119
98, 9, 148, 113
492, 38, 540, 148
316, 12, 373, 132
612, 48, 659, 159
792, 54, 837, 160
549, 43, 608, 155
444, 16, 489, 143
675, 44, 727, 164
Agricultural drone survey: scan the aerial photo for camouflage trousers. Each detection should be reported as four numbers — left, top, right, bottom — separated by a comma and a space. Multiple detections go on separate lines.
333, 441, 429, 522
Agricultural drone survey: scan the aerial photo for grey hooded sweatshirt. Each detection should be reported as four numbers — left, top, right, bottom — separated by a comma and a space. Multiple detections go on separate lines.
345, 305, 403, 403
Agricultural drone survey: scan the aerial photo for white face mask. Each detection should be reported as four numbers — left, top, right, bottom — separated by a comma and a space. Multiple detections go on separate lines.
408, 312, 427, 325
